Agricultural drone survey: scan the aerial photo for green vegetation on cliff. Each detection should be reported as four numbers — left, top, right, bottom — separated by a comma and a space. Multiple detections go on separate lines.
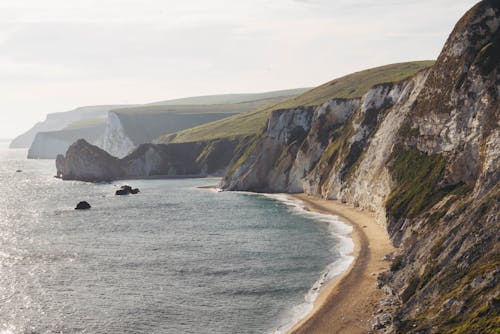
63, 118, 106, 130
271, 61, 434, 108
386, 147, 448, 219
167, 61, 434, 143
146, 88, 310, 106
111, 90, 310, 146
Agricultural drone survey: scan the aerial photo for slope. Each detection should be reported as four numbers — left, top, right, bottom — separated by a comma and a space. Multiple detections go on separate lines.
165, 61, 434, 144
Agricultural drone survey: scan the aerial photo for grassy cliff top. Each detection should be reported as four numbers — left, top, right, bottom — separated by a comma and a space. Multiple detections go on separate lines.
272, 60, 434, 108
166, 61, 434, 143
111, 88, 311, 116
111, 99, 280, 116
146, 88, 310, 106
63, 118, 106, 130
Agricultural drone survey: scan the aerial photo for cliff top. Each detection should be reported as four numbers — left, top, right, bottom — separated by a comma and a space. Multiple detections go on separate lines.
165, 61, 435, 143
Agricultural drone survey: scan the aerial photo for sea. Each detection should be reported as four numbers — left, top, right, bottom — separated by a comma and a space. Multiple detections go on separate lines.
0, 140, 353, 334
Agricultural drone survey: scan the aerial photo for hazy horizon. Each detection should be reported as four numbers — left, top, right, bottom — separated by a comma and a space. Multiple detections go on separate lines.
1, 0, 478, 138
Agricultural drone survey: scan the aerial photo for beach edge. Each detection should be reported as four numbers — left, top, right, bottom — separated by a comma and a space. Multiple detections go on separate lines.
286, 194, 395, 334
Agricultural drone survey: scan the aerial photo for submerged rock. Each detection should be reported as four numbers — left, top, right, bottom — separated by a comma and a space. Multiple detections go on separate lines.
75, 201, 91, 210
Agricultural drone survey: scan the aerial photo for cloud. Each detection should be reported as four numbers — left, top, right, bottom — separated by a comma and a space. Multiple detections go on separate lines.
0, 0, 479, 138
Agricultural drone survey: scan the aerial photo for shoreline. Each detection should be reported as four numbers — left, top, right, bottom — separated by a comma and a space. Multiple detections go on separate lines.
286, 194, 395, 334
195, 185, 396, 333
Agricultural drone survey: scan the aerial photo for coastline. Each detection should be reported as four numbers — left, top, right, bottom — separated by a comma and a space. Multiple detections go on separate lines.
195, 184, 396, 333
286, 194, 395, 334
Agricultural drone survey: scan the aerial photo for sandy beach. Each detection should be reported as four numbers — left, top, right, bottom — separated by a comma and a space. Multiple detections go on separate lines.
287, 194, 396, 334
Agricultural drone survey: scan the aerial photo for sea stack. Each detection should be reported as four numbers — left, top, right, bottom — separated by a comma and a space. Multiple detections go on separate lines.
75, 201, 91, 210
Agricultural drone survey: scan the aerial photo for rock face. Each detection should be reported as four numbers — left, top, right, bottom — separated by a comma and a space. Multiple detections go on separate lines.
221, 73, 429, 227
221, 1, 499, 332
56, 137, 253, 182
56, 139, 123, 182
95, 111, 136, 158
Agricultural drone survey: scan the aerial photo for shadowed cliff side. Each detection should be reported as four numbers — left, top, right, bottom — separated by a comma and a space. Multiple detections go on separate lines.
56, 136, 253, 182
221, 1, 499, 332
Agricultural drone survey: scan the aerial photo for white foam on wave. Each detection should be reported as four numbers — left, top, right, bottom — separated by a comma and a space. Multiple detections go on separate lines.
260, 194, 355, 334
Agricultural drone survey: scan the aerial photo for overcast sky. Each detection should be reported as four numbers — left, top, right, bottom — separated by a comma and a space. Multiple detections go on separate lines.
1, 0, 478, 138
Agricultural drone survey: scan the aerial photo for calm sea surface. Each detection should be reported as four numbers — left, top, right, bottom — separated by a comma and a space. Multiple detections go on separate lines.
0, 141, 351, 334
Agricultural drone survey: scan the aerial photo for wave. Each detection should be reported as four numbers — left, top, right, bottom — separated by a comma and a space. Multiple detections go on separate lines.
260, 194, 354, 334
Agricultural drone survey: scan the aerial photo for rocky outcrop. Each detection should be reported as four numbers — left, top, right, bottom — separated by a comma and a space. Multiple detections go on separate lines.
75, 201, 91, 210
56, 139, 123, 182
56, 136, 253, 182
221, 1, 499, 332
115, 185, 140, 195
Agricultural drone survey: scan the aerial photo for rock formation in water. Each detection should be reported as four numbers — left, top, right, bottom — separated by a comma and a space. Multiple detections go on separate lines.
56, 136, 253, 182
221, 1, 499, 332
75, 201, 91, 210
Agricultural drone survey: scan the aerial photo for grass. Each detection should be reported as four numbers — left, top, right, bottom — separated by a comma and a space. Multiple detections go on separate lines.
113, 99, 279, 116
269, 61, 434, 109
386, 147, 453, 219
147, 88, 310, 106
446, 299, 500, 334
163, 107, 272, 143
168, 61, 434, 143
63, 118, 106, 130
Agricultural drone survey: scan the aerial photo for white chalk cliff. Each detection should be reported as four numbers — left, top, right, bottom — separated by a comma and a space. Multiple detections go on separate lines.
96, 111, 136, 158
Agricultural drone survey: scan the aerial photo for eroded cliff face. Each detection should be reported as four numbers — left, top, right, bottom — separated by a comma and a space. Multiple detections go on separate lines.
380, 2, 499, 332
56, 136, 252, 182
221, 1, 499, 332
221, 71, 430, 225
96, 111, 136, 158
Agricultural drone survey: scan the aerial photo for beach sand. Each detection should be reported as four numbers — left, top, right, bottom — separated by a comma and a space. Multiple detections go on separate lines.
286, 194, 396, 334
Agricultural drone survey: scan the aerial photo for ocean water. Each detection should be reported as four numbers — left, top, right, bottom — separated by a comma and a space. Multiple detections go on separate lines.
0, 141, 352, 334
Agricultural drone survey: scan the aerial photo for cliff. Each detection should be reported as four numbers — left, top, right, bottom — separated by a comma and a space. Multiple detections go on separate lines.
27, 119, 106, 159
10, 105, 129, 149
16, 89, 307, 157
53, 1, 498, 331
96, 106, 243, 158
56, 136, 253, 182
89, 89, 308, 158
221, 1, 499, 332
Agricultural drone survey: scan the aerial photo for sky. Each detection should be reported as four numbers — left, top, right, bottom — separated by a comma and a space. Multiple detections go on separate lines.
0, 0, 479, 138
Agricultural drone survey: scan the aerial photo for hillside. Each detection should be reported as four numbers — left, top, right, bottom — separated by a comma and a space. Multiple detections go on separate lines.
146, 88, 310, 106
97, 91, 307, 158
9, 105, 130, 149
28, 119, 107, 159
21, 88, 308, 158
164, 61, 434, 143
